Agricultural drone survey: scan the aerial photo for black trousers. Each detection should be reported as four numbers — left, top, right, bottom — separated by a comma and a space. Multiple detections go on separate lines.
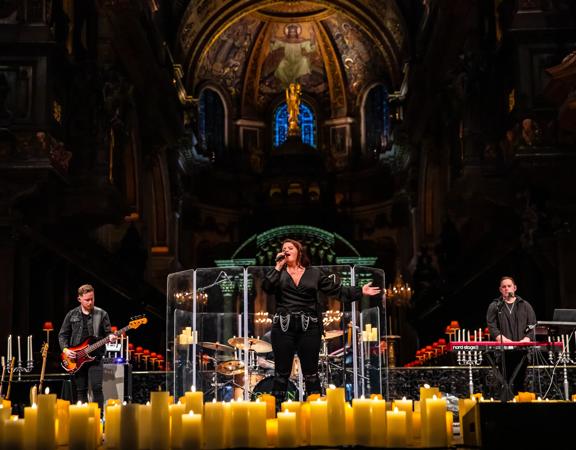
491, 351, 528, 401
73, 358, 104, 409
271, 314, 322, 400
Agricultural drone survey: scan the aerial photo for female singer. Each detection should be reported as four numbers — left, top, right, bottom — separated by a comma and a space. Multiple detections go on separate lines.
262, 238, 381, 401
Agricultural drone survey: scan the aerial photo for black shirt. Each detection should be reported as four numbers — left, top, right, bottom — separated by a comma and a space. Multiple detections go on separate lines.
262, 266, 362, 315
486, 296, 537, 341
81, 313, 92, 342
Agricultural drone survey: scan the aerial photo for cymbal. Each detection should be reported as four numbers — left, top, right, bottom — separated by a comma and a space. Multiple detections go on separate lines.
323, 330, 344, 339
199, 341, 235, 352
227, 337, 272, 353
216, 360, 245, 376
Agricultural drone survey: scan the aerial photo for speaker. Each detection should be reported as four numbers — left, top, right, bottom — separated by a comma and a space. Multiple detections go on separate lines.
103, 363, 132, 402
463, 401, 576, 449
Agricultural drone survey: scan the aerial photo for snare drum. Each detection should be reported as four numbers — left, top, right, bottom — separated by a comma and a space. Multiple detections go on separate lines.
251, 376, 297, 400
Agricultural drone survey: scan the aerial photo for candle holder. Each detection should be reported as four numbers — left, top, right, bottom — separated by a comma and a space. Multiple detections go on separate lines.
13, 357, 34, 381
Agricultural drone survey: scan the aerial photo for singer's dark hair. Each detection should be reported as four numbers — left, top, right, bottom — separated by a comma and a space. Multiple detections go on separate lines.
499, 276, 516, 285
281, 239, 310, 267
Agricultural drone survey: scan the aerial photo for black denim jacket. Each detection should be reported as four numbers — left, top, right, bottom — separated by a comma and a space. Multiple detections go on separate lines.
58, 306, 112, 352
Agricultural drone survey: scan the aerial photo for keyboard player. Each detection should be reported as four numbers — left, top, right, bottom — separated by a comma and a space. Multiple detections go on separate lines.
486, 276, 537, 401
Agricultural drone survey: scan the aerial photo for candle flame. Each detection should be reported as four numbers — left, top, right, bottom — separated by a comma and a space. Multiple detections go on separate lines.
212, 399, 217, 403
76, 401, 82, 406
394, 406, 398, 413
402, 396, 407, 401
432, 394, 437, 400
191, 385, 196, 392
123, 401, 127, 406
32, 403, 37, 408
360, 395, 365, 400
329, 384, 336, 389
424, 383, 430, 389
45, 387, 50, 395
188, 410, 194, 416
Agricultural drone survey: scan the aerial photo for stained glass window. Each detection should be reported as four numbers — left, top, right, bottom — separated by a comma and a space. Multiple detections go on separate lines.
364, 85, 390, 153
199, 89, 225, 157
274, 102, 316, 148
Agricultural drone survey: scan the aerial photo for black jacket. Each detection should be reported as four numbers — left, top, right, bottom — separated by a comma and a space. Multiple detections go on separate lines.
486, 296, 537, 341
58, 306, 111, 352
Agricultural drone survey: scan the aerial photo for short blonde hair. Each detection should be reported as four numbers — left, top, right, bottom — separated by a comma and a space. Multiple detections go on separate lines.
78, 284, 94, 296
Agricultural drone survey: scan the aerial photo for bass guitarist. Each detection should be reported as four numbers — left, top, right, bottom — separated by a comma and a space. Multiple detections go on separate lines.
58, 284, 116, 409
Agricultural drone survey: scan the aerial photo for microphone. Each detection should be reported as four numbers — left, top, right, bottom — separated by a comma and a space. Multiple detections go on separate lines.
275, 253, 287, 262
508, 292, 514, 299
525, 324, 536, 333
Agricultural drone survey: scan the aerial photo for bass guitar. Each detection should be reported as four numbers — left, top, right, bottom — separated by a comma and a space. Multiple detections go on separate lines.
61, 316, 147, 373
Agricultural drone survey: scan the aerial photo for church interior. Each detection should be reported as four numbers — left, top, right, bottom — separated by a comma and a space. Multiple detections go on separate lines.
1, 0, 576, 448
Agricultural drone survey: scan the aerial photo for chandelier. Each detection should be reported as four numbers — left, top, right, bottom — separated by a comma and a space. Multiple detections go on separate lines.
385, 273, 413, 305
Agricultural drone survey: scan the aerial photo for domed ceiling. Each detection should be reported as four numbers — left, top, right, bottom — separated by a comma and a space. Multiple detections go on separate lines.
178, 0, 407, 118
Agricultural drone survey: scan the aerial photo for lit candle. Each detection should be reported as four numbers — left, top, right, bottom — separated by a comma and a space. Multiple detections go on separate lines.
69, 403, 90, 450
168, 403, 185, 449
280, 400, 303, 446
230, 399, 250, 447
326, 386, 346, 446
371, 397, 387, 447
56, 399, 70, 447
266, 418, 278, 447
184, 386, 204, 415
204, 400, 225, 449
150, 391, 170, 450
386, 406, 407, 447
248, 400, 268, 448
300, 402, 311, 446
118, 403, 138, 449
181, 411, 203, 449
446, 411, 453, 443
105, 403, 120, 449
419, 384, 440, 442
393, 397, 413, 442
3, 417, 24, 450
309, 399, 329, 446
352, 396, 372, 446
37, 390, 56, 449
87, 402, 101, 448
423, 394, 447, 447
344, 403, 354, 446
138, 402, 152, 450
277, 409, 298, 448
23, 403, 38, 450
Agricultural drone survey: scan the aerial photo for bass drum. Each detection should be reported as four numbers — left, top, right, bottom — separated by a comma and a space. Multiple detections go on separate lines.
251, 376, 298, 401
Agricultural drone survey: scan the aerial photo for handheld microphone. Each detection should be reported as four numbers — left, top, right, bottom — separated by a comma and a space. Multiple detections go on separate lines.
508, 292, 514, 299
275, 253, 286, 262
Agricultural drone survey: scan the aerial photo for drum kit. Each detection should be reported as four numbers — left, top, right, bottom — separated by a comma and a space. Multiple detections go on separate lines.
196, 330, 349, 400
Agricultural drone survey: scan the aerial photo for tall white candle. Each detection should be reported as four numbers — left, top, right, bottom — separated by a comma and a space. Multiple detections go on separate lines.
17, 336, 22, 363
7, 335, 12, 361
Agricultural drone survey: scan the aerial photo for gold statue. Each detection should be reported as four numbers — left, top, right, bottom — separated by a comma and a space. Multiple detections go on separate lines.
286, 82, 301, 136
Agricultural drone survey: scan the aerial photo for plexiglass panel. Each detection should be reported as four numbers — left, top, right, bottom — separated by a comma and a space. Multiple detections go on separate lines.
167, 265, 387, 400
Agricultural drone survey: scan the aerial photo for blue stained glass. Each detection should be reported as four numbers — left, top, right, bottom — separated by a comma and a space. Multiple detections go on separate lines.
274, 103, 316, 148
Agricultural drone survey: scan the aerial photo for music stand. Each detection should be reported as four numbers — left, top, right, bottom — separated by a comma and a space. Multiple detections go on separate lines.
537, 309, 576, 400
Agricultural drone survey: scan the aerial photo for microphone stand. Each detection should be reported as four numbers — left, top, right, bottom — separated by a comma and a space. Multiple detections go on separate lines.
496, 299, 514, 401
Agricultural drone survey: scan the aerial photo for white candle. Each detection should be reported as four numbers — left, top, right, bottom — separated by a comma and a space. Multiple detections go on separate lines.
1, 355, 5, 369
7, 335, 12, 361
478, 328, 483, 342
17, 336, 21, 363
28, 335, 32, 362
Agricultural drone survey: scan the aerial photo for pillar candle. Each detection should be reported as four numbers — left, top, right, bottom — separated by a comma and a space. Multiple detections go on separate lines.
419, 384, 440, 443
326, 386, 346, 446
4, 417, 24, 450
69, 403, 90, 450
204, 400, 225, 449
23, 404, 38, 450
412, 411, 421, 440
119, 404, 139, 450
181, 411, 203, 449
458, 397, 476, 419
393, 397, 413, 442
105, 404, 121, 449
352, 396, 372, 446
277, 409, 298, 448
344, 403, 354, 446
386, 406, 407, 447
138, 402, 152, 450
230, 400, 250, 447
266, 418, 278, 447
87, 403, 101, 448
258, 394, 275, 419
150, 391, 170, 450
300, 402, 311, 446
281, 400, 304, 446
37, 392, 56, 449
56, 399, 70, 447
446, 411, 453, 444
169, 403, 185, 449
309, 399, 329, 446
371, 397, 387, 447
87, 417, 96, 450
423, 395, 447, 448
184, 387, 204, 415
248, 400, 268, 448
223, 401, 232, 448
